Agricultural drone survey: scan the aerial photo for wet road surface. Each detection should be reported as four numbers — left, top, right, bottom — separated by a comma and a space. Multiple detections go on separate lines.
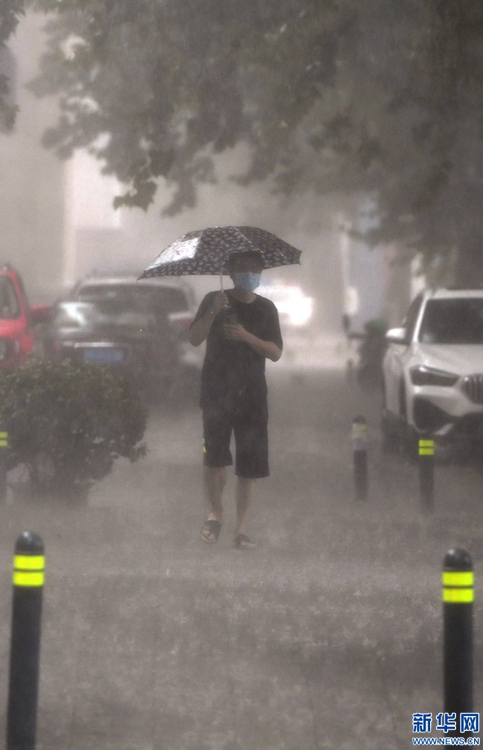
0, 362, 482, 749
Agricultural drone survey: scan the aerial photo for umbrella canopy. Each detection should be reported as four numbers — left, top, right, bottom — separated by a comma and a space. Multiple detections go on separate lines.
138, 226, 302, 279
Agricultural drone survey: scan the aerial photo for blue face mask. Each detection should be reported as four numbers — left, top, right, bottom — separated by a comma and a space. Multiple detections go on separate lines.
234, 272, 261, 293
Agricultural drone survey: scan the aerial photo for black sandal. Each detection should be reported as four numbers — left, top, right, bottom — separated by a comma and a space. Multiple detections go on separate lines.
234, 533, 256, 550
201, 519, 221, 544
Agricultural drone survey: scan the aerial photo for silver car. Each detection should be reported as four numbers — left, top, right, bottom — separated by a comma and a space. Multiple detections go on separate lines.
70, 275, 204, 373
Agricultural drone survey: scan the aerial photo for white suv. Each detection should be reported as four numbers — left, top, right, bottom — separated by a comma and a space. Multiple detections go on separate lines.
382, 288, 483, 453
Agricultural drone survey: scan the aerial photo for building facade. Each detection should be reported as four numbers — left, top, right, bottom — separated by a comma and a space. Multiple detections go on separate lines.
0, 12, 65, 303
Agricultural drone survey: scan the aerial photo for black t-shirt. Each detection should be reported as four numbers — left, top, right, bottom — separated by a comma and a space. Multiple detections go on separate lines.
192, 289, 283, 410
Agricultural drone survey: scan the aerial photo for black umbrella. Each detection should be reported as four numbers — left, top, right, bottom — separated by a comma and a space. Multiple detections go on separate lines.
138, 226, 302, 281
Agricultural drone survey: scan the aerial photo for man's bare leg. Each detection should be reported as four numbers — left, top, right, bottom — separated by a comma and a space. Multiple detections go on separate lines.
201, 466, 226, 542
235, 477, 256, 546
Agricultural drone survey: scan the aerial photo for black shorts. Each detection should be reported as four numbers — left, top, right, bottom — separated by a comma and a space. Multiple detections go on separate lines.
202, 401, 269, 478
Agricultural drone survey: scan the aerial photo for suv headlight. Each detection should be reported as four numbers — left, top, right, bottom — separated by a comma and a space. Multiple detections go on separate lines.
410, 365, 459, 386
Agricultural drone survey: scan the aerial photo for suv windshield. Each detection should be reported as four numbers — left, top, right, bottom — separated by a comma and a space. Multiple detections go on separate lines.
419, 298, 483, 344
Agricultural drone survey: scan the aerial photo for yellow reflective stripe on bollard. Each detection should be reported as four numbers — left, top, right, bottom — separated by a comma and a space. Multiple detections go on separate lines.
419, 439, 434, 455
443, 571, 474, 587
14, 555, 45, 571
0, 431, 8, 447
351, 423, 367, 440
13, 571, 44, 587
13, 555, 45, 587
443, 588, 474, 603
442, 570, 474, 603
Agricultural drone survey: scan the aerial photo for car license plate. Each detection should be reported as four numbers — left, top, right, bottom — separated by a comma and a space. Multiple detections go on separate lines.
83, 348, 124, 363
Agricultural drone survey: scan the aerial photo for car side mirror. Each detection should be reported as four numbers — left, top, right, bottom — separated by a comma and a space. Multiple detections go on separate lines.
385, 327, 408, 345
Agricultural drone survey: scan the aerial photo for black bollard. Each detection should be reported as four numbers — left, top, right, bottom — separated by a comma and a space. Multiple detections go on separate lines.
0, 428, 8, 502
443, 548, 473, 737
352, 415, 368, 501
7, 532, 45, 750
418, 436, 434, 512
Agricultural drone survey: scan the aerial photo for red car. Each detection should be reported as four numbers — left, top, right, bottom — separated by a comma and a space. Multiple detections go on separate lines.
0, 264, 51, 367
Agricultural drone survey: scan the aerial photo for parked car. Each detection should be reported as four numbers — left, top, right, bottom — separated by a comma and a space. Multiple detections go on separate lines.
43, 297, 180, 400
69, 275, 204, 373
382, 287, 483, 455
0, 263, 51, 367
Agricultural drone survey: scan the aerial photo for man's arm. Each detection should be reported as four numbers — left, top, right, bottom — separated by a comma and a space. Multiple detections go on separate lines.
223, 324, 282, 362
189, 291, 228, 346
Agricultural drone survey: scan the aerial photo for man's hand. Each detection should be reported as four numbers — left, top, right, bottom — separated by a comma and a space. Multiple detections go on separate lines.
223, 322, 248, 341
210, 291, 229, 315
223, 323, 282, 361
190, 291, 231, 347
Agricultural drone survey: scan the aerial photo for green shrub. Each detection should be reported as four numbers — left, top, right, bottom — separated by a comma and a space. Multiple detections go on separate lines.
0, 358, 147, 491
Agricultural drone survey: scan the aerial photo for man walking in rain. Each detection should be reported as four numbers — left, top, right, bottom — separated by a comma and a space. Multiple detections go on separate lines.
189, 251, 283, 549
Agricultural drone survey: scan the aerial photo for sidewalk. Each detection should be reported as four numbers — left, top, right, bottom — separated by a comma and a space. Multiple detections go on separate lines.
0, 374, 480, 749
